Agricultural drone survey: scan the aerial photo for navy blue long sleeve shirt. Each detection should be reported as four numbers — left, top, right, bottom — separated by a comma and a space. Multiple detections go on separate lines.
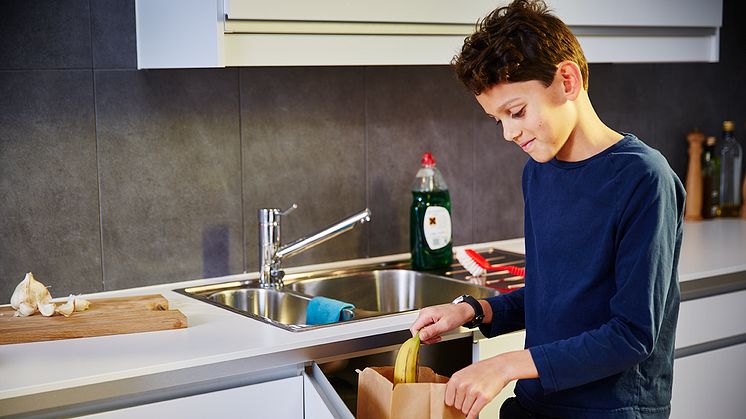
480, 134, 685, 418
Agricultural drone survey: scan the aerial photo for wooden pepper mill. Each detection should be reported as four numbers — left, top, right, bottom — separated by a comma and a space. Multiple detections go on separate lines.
684, 129, 705, 221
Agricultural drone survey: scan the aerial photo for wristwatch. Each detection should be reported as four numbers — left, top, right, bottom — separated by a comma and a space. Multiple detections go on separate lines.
451, 294, 484, 329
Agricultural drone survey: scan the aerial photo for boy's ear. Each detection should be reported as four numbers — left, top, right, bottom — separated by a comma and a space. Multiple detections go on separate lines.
557, 61, 582, 100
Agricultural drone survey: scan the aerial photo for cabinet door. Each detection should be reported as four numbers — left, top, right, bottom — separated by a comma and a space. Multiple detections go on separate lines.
225, 0, 500, 23
473, 330, 526, 418
80, 376, 304, 418
670, 343, 746, 418
549, 0, 721, 27
225, 0, 721, 27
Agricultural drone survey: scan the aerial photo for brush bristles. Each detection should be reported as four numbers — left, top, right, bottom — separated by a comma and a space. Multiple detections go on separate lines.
456, 249, 486, 277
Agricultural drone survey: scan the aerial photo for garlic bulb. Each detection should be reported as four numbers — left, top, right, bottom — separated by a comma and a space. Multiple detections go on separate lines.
9, 273, 91, 317
10, 272, 52, 317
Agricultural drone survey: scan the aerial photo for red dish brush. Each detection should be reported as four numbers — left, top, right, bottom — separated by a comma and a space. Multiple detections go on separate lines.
456, 248, 525, 277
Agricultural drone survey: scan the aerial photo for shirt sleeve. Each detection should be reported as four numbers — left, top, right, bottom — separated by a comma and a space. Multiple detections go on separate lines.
529, 167, 682, 393
479, 288, 526, 338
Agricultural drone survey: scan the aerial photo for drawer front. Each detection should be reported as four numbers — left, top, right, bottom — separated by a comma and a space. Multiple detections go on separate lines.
671, 342, 746, 418
676, 290, 746, 349
81, 376, 303, 418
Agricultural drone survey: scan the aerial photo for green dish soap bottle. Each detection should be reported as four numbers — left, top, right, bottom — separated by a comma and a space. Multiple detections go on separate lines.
410, 152, 453, 270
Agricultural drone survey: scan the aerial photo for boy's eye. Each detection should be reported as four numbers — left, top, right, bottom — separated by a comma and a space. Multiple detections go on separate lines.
511, 106, 526, 118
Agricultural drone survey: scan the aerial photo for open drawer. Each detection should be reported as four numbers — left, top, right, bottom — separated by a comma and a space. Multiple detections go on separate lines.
310, 335, 474, 417
305, 363, 355, 418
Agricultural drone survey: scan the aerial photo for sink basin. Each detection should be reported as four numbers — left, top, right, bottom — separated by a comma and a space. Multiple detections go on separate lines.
174, 269, 498, 332
208, 288, 311, 329
286, 269, 497, 313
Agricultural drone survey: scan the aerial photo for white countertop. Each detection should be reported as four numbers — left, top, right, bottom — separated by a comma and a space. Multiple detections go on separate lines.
2, 219, 744, 402
677, 219, 746, 281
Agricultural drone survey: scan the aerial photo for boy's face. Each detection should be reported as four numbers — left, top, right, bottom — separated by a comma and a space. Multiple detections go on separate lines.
475, 71, 576, 163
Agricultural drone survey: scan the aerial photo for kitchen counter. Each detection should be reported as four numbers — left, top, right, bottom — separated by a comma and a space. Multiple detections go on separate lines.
1, 219, 745, 415
677, 218, 746, 281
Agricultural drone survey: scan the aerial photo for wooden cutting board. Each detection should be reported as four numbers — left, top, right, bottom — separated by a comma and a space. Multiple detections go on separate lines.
0, 294, 187, 345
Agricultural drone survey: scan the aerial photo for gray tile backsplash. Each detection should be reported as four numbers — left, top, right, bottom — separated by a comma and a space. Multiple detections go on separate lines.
91, 0, 137, 69
0, 0, 92, 69
366, 66, 475, 256
472, 106, 527, 244
0, 0, 744, 300
0, 70, 101, 300
95, 69, 244, 290
240, 67, 367, 269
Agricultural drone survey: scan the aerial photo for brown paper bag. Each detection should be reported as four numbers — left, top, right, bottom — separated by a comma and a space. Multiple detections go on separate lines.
357, 366, 466, 419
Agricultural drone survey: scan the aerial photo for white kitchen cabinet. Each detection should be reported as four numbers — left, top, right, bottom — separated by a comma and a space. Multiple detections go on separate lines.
670, 343, 746, 419
80, 375, 304, 418
472, 329, 526, 419
670, 283, 746, 417
225, 0, 720, 28
79, 363, 353, 418
136, 0, 722, 68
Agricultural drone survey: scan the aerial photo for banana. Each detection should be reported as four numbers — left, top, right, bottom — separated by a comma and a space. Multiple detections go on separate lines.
393, 332, 421, 385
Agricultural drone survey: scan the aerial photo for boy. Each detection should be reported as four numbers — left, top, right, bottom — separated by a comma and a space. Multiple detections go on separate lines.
410, 1, 685, 418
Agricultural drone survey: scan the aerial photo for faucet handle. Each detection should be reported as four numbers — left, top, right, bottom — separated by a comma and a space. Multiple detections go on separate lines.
279, 203, 298, 217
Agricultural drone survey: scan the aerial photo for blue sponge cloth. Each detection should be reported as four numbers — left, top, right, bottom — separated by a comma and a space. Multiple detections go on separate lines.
306, 296, 354, 325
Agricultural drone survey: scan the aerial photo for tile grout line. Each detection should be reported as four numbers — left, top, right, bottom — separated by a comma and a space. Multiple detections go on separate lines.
238, 70, 247, 272
88, 2, 107, 291
363, 67, 370, 258
93, 69, 107, 292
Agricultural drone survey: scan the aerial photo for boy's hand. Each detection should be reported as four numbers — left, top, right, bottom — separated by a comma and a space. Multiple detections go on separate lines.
410, 302, 475, 344
446, 350, 538, 419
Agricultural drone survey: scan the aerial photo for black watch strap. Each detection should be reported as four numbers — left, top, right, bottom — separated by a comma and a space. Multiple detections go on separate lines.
452, 294, 484, 329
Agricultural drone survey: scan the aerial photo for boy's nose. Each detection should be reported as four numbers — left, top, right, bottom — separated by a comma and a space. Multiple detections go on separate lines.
503, 125, 521, 143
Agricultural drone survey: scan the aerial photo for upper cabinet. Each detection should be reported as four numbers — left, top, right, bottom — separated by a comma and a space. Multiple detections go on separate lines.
135, 0, 723, 69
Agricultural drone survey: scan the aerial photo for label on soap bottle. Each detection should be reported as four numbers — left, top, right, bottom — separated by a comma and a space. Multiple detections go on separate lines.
423, 206, 452, 250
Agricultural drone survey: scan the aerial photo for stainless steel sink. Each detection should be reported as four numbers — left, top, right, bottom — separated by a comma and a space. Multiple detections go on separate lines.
208, 288, 311, 329
286, 269, 496, 313
174, 269, 499, 332
176, 281, 315, 331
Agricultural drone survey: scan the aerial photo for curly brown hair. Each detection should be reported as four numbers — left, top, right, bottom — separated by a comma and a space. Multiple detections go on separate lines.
452, 0, 588, 95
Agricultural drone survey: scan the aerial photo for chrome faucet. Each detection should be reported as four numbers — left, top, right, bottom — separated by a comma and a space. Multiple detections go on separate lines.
258, 204, 372, 288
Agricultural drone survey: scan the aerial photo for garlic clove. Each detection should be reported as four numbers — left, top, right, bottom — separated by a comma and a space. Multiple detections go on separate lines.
17, 301, 37, 317
73, 296, 91, 312
39, 291, 52, 305
38, 302, 56, 317
56, 295, 75, 317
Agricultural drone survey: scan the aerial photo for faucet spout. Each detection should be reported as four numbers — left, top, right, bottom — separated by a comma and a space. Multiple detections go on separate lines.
257, 206, 371, 288
276, 209, 371, 260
